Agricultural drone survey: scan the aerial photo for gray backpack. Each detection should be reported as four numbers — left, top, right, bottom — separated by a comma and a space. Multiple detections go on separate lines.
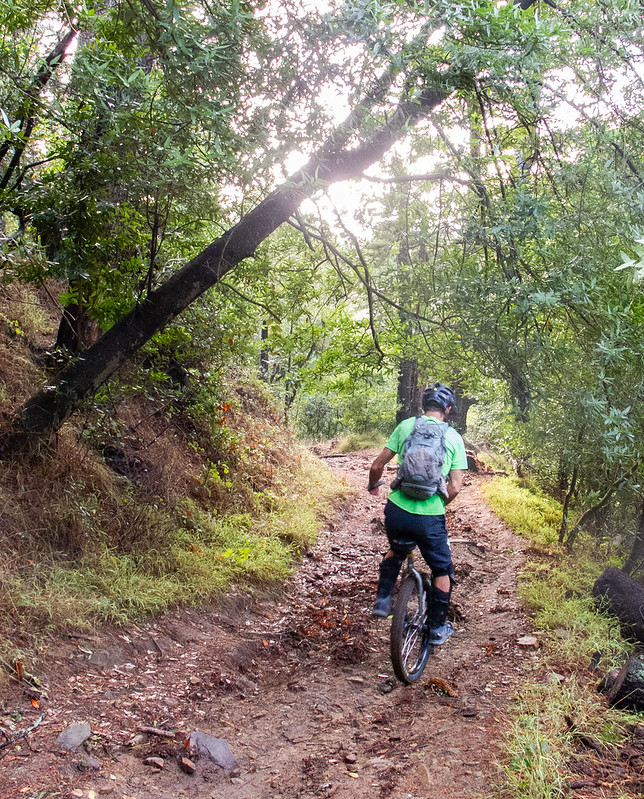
392, 417, 449, 501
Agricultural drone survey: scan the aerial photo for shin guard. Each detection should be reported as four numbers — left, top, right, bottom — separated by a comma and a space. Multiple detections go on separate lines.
377, 555, 403, 599
427, 584, 451, 629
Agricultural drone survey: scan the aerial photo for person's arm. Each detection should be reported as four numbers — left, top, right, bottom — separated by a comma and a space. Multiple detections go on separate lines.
368, 447, 395, 494
445, 469, 465, 504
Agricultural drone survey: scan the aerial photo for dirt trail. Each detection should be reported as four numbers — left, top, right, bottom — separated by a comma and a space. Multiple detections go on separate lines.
0, 453, 539, 799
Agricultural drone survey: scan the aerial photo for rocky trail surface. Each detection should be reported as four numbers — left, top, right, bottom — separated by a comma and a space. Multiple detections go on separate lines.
0, 452, 540, 799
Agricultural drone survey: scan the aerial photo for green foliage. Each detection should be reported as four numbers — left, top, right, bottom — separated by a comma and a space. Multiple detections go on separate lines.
338, 381, 398, 434
23, 0, 261, 325
296, 395, 342, 440
292, 383, 398, 441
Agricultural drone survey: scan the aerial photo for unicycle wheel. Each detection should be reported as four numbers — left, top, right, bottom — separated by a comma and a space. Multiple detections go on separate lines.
390, 574, 431, 684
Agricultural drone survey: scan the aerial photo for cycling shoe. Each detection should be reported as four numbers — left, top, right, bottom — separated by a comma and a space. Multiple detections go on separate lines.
373, 596, 392, 618
429, 621, 454, 645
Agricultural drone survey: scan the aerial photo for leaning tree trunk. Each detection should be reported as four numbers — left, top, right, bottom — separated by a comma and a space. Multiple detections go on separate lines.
3, 79, 451, 451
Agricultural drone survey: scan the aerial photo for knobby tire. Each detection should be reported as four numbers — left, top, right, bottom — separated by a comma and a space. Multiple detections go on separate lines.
390, 574, 431, 684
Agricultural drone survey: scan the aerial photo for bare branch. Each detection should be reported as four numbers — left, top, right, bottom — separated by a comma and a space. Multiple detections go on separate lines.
328, 205, 383, 359
0, 28, 77, 189
218, 281, 282, 322
359, 171, 469, 186
286, 216, 446, 328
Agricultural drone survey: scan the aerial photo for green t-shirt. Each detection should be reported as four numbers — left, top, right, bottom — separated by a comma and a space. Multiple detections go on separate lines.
385, 415, 468, 516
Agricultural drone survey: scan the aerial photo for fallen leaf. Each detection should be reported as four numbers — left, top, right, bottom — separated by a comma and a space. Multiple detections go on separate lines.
428, 677, 458, 697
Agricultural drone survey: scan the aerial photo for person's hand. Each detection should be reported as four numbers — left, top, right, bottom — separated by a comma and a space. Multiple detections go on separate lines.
367, 480, 383, 495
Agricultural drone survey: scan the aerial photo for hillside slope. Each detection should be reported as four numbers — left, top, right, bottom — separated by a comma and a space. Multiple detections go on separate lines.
0, 280, 349, 666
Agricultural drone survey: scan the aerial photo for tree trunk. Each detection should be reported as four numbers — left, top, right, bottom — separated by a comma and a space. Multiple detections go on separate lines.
592, 566, 644, 642
448, 397, 473, 435
598, 654, 644, 712
56, 302, 102, 352
623, 501, 644, 577
509, 368, 530, 422
558, 464, 578, 544
55, 280, 102, 352
396, 359, 421, 424
395, 243, 420, 424
0, 28, 77, 190
448, 382, 476, 435
3, 81, 451, 450
259, 323, 269, 381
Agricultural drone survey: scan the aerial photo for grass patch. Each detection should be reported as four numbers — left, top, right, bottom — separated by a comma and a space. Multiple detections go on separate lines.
338, 430, 385, 452
482, 474, 636, 798
518, 560, 627, 673
481, 476, 561, 546
504, 679, 639, 799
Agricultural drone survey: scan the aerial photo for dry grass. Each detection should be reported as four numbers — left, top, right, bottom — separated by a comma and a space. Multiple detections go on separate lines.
0, 410, 349, 643
0, 280, 55, 342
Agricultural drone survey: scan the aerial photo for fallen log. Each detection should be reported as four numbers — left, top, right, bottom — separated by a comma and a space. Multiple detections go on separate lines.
592, 566, 644, 642
598, 655, 644, 712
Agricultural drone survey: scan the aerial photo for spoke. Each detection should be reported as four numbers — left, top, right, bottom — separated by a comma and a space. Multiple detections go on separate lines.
401, 604, 425, 669
402, 626, 421, 663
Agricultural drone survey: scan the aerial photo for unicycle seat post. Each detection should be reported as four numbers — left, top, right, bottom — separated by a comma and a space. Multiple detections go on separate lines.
404, 551, 415, 574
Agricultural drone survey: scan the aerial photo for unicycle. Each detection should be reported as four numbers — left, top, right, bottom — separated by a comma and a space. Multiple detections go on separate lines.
389, 552, 432, 684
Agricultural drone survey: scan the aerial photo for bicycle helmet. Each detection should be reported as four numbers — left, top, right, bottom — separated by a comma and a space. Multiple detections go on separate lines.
422, 382, 456, 412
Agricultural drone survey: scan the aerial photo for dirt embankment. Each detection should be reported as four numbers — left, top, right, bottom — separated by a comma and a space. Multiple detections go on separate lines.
0, 453, 538, 799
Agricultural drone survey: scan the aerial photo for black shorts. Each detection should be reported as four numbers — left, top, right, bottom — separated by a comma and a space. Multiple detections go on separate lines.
384, 500, 453, 578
